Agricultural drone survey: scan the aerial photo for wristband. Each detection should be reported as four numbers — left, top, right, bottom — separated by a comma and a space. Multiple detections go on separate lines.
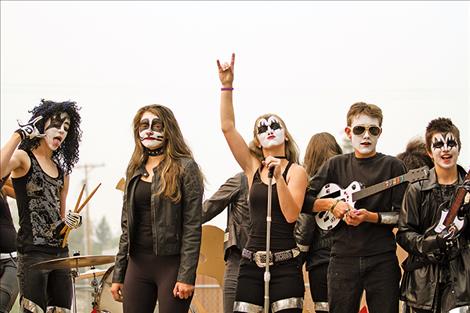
377, 213, 382, 224
15, 129, 26, 140
221, 87, 234, 91
329, 199, 339, 212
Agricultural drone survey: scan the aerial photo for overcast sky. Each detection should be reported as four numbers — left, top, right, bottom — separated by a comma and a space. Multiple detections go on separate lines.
1, 1, 469, 236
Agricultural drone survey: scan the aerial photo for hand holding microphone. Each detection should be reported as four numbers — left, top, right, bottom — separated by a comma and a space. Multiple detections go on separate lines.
263, 156, 282, 179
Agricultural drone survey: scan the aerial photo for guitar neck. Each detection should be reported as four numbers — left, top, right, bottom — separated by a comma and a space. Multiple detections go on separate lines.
443, 171, 470, 227
352, 175, 405, 202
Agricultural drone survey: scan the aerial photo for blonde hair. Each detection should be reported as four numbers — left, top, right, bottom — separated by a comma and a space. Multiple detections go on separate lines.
303, 132, 342, 177
248, 113, 299, 163
126, 104, 203, 202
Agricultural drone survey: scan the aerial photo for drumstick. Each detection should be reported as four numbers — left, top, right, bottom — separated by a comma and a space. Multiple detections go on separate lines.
61, 183, 102, 247
62, 228, 72, 248
60, 184, 86, 235
77, 183, 101, 213
73, 184, 86, 213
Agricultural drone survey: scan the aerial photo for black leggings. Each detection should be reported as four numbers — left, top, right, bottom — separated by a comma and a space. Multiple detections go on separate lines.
123, 254, 192, 313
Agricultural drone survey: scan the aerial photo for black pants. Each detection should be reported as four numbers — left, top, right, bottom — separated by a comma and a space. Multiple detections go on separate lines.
328, 252, 401, 313
17, 251, 72, 312
223, 249, 242, 313
234, 258, 304, 313
308, 263, 328, 313
123, 253, 192, 313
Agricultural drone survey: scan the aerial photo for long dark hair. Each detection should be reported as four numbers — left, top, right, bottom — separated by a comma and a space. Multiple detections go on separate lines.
126, 104, 203, 202
303, 132, 342, 177
19, 99, 82, 175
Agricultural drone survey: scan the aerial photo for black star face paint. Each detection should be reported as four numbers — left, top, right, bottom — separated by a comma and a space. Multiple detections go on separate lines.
256, 116, 285, 148
44, 112, 70, 151
431, 132, 459, 170
139, 112, 164, 150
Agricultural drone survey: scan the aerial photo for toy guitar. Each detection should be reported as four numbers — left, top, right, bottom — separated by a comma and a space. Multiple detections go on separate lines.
433, 171, 470, 235
315, 166, 430, 231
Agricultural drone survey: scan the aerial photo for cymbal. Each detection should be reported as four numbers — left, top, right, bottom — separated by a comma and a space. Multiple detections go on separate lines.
32, 255, 115, 270
76, 268, 107, 280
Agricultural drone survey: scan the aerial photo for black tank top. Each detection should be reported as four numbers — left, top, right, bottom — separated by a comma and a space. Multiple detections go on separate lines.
246, 161, 296, 252
130, 179, 154, 254
12, 150, 66, 253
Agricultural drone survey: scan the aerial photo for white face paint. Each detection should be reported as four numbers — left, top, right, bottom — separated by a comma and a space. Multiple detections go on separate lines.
44, 112, 70, 151
138, 112, 164, 150
256, 116, 285, 148
347, 114, 381, 158
430, 132, 459, 170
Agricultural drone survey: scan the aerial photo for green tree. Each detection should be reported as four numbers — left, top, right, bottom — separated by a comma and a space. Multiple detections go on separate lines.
94, 216, 113, 254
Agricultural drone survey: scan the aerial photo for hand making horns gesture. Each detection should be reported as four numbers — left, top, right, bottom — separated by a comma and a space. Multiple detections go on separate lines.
217, 53, 235, 87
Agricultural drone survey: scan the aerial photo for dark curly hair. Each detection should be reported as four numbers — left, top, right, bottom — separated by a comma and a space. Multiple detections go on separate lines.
18, 99, 82, 175
425, 117, 461, 153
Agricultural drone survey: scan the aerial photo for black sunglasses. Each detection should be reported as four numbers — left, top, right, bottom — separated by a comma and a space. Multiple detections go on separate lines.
352, 125, 381, 136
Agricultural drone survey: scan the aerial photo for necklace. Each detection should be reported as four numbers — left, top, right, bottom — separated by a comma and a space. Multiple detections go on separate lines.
145, 147, 164, 156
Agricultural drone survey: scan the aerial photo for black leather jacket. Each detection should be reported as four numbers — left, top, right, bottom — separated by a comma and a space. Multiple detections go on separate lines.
202, 172, 250, 260
113, 158, 203, 285
397, 166, 470, 312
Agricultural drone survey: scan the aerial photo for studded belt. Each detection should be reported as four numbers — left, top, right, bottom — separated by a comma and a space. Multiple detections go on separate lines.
242, 247, 300, 268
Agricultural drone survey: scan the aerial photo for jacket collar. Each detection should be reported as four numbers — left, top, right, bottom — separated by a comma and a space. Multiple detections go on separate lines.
421, 165, 468, 191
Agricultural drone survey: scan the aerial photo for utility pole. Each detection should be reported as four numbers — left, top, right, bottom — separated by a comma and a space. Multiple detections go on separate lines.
75, 163, 104, 255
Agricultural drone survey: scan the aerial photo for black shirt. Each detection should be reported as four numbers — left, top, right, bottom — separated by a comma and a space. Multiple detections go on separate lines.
130, 179, 153, 254
246, 162, 296, 252
309, 152, 407, 257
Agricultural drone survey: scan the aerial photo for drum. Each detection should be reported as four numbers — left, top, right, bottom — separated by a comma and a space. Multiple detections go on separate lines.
95, 266, 159, 313
96, 266, 123, 313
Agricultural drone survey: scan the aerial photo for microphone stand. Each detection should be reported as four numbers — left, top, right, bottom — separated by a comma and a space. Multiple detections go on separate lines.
264, 166, 275, 313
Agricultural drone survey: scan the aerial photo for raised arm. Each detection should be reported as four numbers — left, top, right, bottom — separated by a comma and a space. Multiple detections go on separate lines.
218, 53, 258, 175
1, 116, 43, 178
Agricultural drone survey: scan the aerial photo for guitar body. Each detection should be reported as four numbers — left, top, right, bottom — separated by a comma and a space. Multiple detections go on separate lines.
433, 200, 466, 234
314, 166, 429, 231
315, 181, 362, 230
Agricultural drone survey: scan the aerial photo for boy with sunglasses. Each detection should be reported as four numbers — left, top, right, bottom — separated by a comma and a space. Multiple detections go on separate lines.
305, 102, 407, 313
397, 118, 469, 313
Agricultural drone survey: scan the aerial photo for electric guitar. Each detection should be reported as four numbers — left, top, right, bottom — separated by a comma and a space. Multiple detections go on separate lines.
433, 171, 470, 235
315, 166, 430, 231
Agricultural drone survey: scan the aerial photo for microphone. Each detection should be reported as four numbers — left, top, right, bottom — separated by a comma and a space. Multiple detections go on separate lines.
268, 166, 275, 178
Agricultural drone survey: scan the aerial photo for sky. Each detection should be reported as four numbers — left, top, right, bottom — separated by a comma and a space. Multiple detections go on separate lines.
1, 1, 469, 237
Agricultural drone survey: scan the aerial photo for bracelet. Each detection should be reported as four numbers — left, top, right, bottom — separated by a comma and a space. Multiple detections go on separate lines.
328, 200, 339, 212
221, 87, 234, 91
377, 213, 382, 224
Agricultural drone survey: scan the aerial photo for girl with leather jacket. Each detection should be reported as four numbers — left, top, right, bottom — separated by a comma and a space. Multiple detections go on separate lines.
111, 104, 204, 313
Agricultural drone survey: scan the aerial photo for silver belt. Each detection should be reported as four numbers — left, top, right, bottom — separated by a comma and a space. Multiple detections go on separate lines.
0, 252, 17, 260
242, 248, 300, 268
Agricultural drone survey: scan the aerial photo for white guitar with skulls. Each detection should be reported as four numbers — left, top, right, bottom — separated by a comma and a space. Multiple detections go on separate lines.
315, 166, 430, 231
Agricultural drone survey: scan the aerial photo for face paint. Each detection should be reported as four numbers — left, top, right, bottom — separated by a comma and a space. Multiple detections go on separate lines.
430, 132, 459, 170
256, 116, 285, 148
44, 112, 70, 151
139, 112, 164, 150
347, 114, 381, 158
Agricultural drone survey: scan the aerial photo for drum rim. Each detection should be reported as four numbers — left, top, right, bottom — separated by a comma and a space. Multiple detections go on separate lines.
96, 265, 116, 308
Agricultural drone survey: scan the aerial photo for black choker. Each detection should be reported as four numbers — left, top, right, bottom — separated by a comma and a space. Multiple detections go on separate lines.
145, 147, 164, 156
264, 156, 287, 160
